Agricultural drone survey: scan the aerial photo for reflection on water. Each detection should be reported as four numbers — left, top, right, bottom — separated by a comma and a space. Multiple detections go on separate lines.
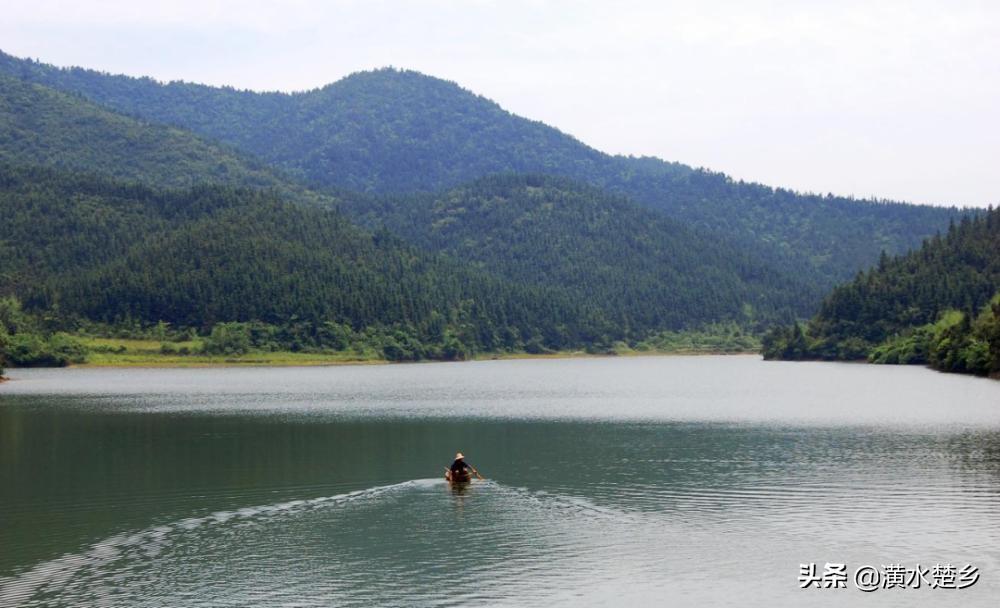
1, 356, 1000, 606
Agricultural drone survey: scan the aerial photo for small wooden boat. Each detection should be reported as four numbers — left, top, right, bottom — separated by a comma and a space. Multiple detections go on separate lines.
445, 469, 473, 483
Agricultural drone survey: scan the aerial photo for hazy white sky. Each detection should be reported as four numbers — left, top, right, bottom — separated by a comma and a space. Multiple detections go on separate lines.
3, 0, 998, 206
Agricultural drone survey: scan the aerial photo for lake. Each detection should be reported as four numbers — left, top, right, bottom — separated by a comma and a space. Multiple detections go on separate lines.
1, 355, 999, 607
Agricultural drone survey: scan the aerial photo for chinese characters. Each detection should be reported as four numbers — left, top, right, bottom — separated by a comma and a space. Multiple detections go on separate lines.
799, 563, 979, 591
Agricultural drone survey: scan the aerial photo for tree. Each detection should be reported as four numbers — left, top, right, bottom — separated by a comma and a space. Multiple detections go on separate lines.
202, 323, 252, 356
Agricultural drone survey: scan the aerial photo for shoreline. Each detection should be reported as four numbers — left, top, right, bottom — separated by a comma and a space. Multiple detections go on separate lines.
473, 349, 757, 362
64, 348, 759, 369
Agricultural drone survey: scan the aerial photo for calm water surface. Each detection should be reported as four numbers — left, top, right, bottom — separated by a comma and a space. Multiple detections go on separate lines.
1, 355, 999, 607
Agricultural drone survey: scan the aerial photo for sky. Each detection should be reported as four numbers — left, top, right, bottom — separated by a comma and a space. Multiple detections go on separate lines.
3, 0, 998, 207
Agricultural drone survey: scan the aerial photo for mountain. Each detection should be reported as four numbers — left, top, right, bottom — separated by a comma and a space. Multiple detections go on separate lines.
0, 162, 613, 358
0, 52, 977, 367
0, 51, 964, 290
0, 74, 283, 190
0, 70, 799, 349
762, 207, 1000, 376
342, 174, 813, 331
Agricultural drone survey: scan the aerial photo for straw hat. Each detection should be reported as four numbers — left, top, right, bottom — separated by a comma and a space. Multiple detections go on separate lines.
456, 452, 465, 459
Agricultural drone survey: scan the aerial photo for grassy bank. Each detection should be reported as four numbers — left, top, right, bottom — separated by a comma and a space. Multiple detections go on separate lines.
1, 296, 762, 370
77, 337, 383, 367
69, 337, 759, 368
0, 323, 764, 370
1, 332, 763, 369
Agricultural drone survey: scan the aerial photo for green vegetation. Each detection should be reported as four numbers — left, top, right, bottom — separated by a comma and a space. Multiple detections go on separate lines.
1, 317, 757, 370
763, 207, 1000, 377
0, 52, 974, 371
0, 297, 87, 367
868, 300, 1000, 375
0, 65, 805, 350
635, 323, 761, 354
1, 164, 629, 359
0, 53, 962, 293
344, 174, 815, 331
0, 74, 281, 190
74, 336, 375, 367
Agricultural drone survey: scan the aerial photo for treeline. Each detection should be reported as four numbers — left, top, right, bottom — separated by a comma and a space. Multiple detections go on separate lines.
763, 206, 1000, 377
1, 302, 765, 372
0, 301, 492, 369
869, 303, 1000, 375
762, 299, 1000, 376
174, 319, 525, 361
82, 317, 528, 362
812, 212, 1000, 345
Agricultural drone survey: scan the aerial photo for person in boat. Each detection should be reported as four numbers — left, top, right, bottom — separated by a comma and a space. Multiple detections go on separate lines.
447, 452, 483, 482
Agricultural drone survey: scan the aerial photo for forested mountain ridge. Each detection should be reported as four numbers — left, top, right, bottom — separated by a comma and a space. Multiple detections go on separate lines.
763, 207, 1000, 376
811, 212, 1000, 346
0, 72, 804, 332
0, 54, 617, 192
0, 162, 619, 359
0, 50, 964, 289
0, 70, 799, 353
342, 174, 816, 331
0, 74, 283, 191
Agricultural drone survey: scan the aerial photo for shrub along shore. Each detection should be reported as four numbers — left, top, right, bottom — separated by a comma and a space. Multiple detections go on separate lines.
0, 297, 759, 372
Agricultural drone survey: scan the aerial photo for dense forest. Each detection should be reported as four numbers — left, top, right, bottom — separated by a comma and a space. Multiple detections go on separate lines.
763, 207, 1000, 376
0, 74, 281, 190
342, 174, 814, 331
0, 72, 801, 355
0, 52, 963, 291
0, 163, 632, 362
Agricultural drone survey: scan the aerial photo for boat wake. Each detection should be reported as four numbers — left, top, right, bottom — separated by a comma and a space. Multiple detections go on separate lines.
0, 479, 444, 607
1, 478, 642, 607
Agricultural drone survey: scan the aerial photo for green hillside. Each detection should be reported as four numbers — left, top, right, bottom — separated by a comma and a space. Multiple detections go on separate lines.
343, 174, 813, 331
763, 208, 1000, 376
0, 67, 811, 336
0, 74, 283, 190
0, 52, 963, 289
0, 71, 800, 359
0, 163, 618, 360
